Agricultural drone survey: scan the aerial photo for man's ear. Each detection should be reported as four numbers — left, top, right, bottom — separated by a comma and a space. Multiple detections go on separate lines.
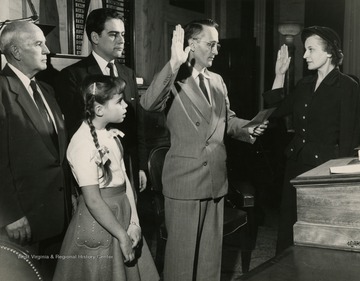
10, 45, 21, 61
189, 40, 196, 52
94, 103, 104, 117
91, 32, 99, 45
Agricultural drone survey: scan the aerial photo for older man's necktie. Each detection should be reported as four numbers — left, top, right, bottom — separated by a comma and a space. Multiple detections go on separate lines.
30, 80, 58, 149
198, 73, 210, 103
107, 62, 116, 77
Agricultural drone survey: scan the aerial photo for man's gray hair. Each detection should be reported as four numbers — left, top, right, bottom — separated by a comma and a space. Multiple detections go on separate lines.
0, 22, 31, 56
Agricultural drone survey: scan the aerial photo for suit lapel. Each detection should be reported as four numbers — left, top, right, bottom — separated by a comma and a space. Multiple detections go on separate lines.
179, 75, 212, 123
38, 82, 67, 160
115, 61, 126, 79
207, 73, 225, 139
3, 66, 62, 158
3, 68, 59, 158
114, 61, 134, 103
86, 54, 104, 75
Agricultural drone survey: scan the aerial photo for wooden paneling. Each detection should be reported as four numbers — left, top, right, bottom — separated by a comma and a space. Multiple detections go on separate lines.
134, 0, 208, 84
134, 0, 165, 84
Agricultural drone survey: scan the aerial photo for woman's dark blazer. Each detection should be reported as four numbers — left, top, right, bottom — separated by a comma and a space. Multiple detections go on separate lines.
263, 68, 360, 167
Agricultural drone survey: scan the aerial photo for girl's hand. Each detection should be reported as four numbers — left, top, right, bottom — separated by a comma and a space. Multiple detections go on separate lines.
275, 44, 291, 75
127, 223, 142, 248
118, 232, 135, 263
170, 24, 191, 70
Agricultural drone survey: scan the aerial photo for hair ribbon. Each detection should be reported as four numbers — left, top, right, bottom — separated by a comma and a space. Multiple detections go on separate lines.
92, 82, 96, 95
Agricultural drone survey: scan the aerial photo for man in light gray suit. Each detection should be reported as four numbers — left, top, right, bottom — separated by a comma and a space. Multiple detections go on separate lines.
141, 19, 267, 280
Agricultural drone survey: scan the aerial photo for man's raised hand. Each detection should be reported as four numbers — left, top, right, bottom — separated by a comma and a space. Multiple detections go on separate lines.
170, 24, 191, 70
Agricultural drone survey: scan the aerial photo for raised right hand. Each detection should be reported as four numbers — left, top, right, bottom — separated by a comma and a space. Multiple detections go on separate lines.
5, 216, 31, 243
170, 24, 191, 70
275, 44, 291, 75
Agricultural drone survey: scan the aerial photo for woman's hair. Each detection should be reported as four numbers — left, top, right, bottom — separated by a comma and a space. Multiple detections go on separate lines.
301, 26, 343, 66
82, 75, 126, 186
316, 36, 344, 66
183, 19, 219, 48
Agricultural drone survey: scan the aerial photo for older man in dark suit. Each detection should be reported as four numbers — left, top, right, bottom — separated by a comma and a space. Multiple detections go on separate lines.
0, 21, 71, 278
55, 8, 147, 195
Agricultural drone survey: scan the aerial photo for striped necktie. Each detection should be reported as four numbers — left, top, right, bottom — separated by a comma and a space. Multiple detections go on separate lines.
30, 80, 58, 149
107, 62, 116, 77
198, 73, 210, 103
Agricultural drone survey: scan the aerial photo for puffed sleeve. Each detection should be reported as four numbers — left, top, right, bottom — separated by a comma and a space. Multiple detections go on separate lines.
67, 139, 101, 187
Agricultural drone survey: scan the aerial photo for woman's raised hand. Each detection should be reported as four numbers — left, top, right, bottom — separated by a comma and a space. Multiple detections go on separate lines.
170, 24, 191, 70
275, 44, 291, 75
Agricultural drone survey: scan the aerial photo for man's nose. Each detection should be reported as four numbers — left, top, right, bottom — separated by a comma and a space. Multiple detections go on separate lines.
117, 34, 124, 44
43, 44, 50, 54
303, 50, 308, 59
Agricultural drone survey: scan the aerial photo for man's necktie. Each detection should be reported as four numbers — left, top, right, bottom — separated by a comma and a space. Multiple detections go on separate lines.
107, 62, 116, 77
30, 80, 58, 149
198, 73, 210, 103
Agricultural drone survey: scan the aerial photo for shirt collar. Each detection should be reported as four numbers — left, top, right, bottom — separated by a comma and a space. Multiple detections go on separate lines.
92, 51, 115, 73
7, 63, 31, 90
191, 66, 211, 80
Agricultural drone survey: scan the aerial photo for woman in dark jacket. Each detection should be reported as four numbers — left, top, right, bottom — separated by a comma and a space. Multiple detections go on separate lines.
264, 26, 360, 254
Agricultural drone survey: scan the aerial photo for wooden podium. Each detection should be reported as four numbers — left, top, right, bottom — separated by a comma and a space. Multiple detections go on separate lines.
292, 157, 360, 251
240, 158, 360, 280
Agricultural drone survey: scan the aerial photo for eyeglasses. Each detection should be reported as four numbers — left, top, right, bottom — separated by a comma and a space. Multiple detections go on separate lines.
193, 38, 221, 51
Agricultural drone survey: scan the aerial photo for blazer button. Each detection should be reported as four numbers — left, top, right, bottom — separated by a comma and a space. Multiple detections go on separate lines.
196, 122, 200, 126
58, 186, 63, 191
203, 161, 208, 166
205, 141, 209, 146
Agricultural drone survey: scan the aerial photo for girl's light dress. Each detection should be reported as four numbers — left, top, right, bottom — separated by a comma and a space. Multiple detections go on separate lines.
53, 123, 159, 281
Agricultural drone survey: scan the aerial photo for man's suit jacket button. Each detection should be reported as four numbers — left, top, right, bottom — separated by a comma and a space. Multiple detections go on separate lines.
205, 141, 209, 146
203, 161, 208, 166
196, 122, 200, 126
58, 186, 63, 191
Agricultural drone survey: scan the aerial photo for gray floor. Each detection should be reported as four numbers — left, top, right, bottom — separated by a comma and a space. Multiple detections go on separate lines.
139, 192, 279, 280
221, 207, 278, 280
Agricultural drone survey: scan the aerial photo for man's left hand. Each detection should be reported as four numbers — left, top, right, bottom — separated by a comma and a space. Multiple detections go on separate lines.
249, 120, 269, 137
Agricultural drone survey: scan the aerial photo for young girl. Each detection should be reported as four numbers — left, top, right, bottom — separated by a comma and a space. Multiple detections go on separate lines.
53, 75, 159, 281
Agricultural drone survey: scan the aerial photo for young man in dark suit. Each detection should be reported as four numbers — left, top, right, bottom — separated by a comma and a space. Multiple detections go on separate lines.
55, 8, 147, 195
0, 21, 71, 279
